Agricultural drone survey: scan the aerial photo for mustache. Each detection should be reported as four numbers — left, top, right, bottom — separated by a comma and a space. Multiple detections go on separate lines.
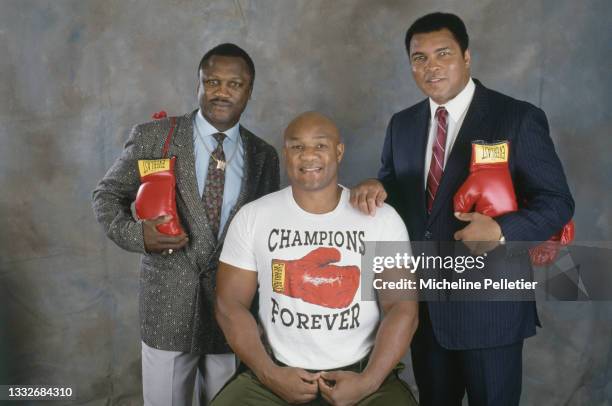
210, 98, 233, 104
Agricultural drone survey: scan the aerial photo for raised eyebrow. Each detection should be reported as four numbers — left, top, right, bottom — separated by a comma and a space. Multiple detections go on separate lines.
436, 47, 451, 53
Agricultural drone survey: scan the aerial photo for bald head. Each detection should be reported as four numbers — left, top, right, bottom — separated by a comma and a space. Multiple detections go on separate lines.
283, 111, 341, 143
283, 111, 345, 193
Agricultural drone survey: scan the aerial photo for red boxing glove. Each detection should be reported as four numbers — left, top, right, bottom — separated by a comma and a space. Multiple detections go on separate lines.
454, 141, 517, 217
271, 247, 360, 309
529, 220, 575, 266
454, 141, 575, 266
135, 157, 184, 236
558, 220, 575, 245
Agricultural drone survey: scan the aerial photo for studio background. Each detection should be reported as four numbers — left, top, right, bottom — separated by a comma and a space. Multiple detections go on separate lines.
1, 0, 610, 405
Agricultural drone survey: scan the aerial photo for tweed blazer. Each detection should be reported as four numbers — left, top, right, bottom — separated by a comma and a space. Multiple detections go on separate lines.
93, 110, 280, 353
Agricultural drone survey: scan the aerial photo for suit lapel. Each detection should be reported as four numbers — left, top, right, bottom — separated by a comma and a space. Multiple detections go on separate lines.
170, 110, 217, 246
215, 126, 266, 243
427, 80, 492, 226
409, 101, 431, 222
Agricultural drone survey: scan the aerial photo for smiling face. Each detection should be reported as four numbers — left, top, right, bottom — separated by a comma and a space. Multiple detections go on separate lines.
283, 112, 344, 193
197, 55, 252, 131
409, 28, 471, 105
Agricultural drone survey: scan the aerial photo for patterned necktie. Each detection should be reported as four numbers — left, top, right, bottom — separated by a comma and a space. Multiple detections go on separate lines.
203, 132, 226, 238
426, 106, 448, 213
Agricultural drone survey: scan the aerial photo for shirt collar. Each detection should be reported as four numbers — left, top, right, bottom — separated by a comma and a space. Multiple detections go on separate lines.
195, 109, 240, 142
429, 77, 475, 122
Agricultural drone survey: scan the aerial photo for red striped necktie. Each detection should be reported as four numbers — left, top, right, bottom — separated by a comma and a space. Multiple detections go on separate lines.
426, 106, 448, 213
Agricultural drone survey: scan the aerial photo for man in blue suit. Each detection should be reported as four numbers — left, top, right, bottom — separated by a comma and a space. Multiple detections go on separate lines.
351, 12, 574, 406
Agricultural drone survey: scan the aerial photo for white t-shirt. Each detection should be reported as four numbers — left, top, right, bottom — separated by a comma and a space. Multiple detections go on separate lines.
220, 185, 410, 370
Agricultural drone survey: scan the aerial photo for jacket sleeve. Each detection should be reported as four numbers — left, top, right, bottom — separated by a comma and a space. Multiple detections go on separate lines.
261, 144, 280, 195
92, 124, 148, 253
496, 105, 575, 242
377, 114, 400, 208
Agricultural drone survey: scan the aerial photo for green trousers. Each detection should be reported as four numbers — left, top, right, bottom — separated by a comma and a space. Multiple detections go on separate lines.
210, 364, 418, 406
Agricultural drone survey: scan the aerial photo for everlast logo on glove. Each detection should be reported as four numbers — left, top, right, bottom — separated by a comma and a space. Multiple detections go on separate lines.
138, 159, 171, 176
475, 142, 508, 163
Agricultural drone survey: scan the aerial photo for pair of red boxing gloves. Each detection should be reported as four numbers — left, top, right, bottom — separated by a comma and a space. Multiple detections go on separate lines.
454, 141, 574, 266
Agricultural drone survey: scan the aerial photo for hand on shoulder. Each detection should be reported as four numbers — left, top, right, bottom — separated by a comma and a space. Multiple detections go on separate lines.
350, 179, 387, 216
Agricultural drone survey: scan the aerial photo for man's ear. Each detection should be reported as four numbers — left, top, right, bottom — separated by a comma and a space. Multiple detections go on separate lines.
336, 143, 345, 163
464, 49, 471, 67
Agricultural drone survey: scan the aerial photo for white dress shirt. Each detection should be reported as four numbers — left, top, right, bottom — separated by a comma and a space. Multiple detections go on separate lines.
193, 110, 245, 237
423, 78, 476, 187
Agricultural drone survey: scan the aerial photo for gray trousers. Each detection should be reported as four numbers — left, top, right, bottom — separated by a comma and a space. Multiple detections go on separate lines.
142, 341, 236, 406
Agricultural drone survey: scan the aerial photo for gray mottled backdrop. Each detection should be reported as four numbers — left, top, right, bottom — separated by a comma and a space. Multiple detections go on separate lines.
0, 0, 610, 405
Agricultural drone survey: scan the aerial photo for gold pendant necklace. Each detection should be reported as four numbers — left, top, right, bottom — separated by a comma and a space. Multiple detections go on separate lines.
214, 158, 226, 170
196, 131, 237, 171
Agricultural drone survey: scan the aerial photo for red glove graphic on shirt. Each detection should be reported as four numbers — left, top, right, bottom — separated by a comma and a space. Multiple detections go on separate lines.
135, 157, 185, 236
271, 247, 360, 309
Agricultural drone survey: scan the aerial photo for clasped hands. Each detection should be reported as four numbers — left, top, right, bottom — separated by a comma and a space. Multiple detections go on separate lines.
260, 364, 378, 406
349, 179, 502, 255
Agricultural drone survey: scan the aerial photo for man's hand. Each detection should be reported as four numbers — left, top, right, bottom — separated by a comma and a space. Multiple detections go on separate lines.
318, 370, 376, 406
143, 215, 188, 254
349, 179, 387, 216
454, 212, 502, 255
259, 365, 320, 404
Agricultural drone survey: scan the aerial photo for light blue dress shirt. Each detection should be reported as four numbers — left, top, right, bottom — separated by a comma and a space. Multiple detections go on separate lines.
193, 110, 245, 237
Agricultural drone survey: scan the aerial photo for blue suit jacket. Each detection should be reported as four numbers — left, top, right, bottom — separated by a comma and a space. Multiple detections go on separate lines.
378, 79, 574, 349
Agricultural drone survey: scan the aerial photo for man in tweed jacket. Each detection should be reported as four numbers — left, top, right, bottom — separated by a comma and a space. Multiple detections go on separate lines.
92, 43, 279, 405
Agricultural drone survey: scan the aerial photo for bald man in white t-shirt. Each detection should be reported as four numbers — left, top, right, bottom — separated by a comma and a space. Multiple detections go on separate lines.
211, 112, 418, 406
